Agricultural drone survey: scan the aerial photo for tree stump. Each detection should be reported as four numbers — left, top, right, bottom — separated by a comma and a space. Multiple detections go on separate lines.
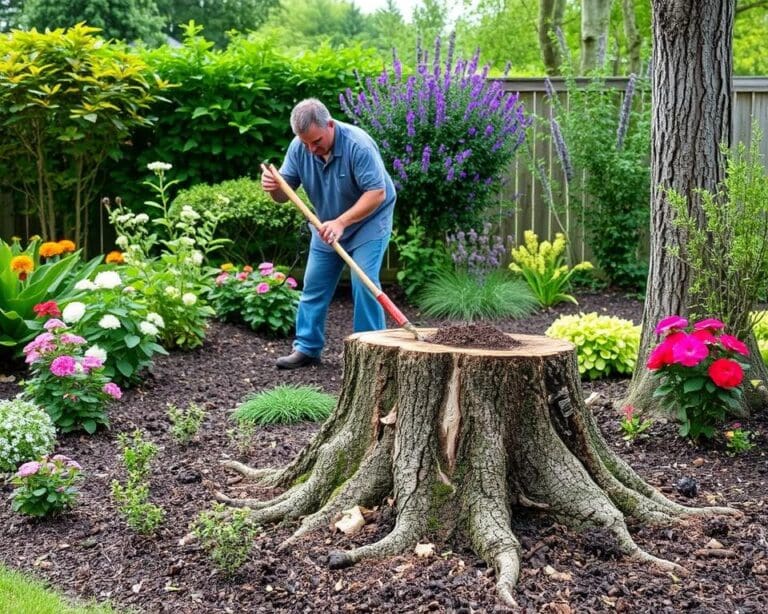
218, 328, 738, 607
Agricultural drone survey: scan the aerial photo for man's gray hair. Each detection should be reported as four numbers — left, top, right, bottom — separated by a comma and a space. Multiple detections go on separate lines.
290, 98, 332, 135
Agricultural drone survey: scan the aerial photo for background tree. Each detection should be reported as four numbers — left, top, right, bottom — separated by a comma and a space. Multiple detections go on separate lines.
21, 0, 166, 46
579, 0, 612, 71
626, 0, 768, 415
539, 0, 566, 75
0, 0, 22, 31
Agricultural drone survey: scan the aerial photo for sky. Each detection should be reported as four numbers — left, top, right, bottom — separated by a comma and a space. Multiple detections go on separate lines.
357, 0, 420, 19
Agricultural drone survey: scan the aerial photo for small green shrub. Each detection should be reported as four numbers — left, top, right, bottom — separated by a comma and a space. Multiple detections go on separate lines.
191, 503, 260, 576
391, 215, 450, 301
0, 397, 57, 473
170, 178, 306, 264
167, 402, 206, 445
233, 385, 336, 425
418, 270, 538, 321
546, 312, 640, 380
10, 455, 83, 517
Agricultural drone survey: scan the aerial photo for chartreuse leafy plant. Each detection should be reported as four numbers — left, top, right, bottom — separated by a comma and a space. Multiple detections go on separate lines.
0, 24, 167, 246
170, 177, 306, 265
10, 454, 83, 517
509, 230, 593, 308
751, 311, 768, 364
191, 503, 261, 576
233, 384, 336, 426
546, 313, 640, 380
0, 397, 57, 473
0, 237, 99, 350
646, 316, 751, 440
209, 263, 299, 336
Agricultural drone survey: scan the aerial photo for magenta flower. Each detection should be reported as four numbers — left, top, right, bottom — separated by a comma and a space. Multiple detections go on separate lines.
43, 318, 67, 330
670, 334, 709, 367
17, 461, 41, 478
59, 333, 87, 345
718, 334, 749, 356
693, 318, 725, 332
692, 329, 716, 345
258, 262, 274, 276
256, 282, 270, 294
654, 315, 688, 336
286, 277, 298, 289
103, 382, 122, 400
50, 355, 77, 377
82, 355, 105, 370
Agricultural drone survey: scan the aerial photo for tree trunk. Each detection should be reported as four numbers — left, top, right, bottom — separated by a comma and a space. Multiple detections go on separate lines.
580, 0, 613, 73
217, 330, 737, 607
539, 0, 567, 75
625, 0, 756, 412
621, 0, 642, 74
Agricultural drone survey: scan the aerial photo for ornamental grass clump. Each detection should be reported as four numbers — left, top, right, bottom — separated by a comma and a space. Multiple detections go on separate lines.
10, 454, 83, 517
341, 33, 530, 236
545, 312, 640, 380
0, 397, 56, 473
208, 262, 299, 336
233, 384, 336, 426
509, 230, 593, 308
647, 316, 751, 440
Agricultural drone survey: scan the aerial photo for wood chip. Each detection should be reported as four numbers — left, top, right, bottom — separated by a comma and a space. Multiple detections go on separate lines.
694, 548, 737, 558
414, 543, 435, 558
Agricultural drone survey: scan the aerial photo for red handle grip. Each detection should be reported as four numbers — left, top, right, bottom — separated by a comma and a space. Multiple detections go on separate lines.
376, 292, 409, 327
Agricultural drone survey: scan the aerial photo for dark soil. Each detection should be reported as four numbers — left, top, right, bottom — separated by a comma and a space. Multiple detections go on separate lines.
1, 289, 768, 613
425, 323, 521, 350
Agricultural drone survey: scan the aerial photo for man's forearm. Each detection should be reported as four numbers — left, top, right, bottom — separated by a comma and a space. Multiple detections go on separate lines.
267, 188, 289, 203
337, 189, 385, 228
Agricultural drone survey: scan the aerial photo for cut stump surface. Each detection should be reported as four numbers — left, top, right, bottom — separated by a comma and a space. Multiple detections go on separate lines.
218, 329, 739, 607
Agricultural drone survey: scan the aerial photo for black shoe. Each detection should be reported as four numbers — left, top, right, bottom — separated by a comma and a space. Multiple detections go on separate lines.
276, 350, 321, 370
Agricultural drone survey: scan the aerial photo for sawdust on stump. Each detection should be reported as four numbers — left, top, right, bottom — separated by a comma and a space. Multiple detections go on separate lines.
424, 322, 521, 350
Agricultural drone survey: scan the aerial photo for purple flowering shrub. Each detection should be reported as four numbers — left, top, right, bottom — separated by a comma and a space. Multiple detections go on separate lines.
10, 454, 83, 517
208, 262, 299, 336
446, 223, 508, 283
22, 321, 122, 434
341, 34, 530, 236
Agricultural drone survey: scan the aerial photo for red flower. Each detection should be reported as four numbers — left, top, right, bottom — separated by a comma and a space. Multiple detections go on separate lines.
718, 334, 749, 356
693, 318, 725, 332
708, 358, 744, 389
33, 301, 61, 318
646, 341, 674, 370
692, 329, 716, 345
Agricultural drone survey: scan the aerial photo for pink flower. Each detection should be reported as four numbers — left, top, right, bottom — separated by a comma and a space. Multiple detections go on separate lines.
59, 333, 87, 345
236, 271, 248, 281
693, 318, 725, 332
215, 272, 230, 286
654, 315, 688, 336
103, 382, 122, 400
43, 318, 67, 330
25, 351, 41, 364
670, 334, 709, 367
82, 355, 104, 370
50, 355, 77, 377
623, 405, 635, 420
272, 271, 286, 282
708, 358, 744, 389
256, 282, 270, 294
692, 329, 716, 345
718, 334, 749, 356
17, 461, 41, 478
286, 277, 297, 289
258, 261, 274, 276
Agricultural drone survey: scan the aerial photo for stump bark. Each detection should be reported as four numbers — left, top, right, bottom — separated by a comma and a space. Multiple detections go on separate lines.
218, 329, 738, 607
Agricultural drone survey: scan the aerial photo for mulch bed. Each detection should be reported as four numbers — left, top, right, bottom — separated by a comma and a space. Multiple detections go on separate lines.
1, 289, 767, 613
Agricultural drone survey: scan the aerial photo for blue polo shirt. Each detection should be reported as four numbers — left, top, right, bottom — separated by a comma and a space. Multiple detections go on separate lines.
279, 120, 396, 253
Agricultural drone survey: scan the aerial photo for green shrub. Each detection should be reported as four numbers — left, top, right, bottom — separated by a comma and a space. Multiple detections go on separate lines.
10, 455, 83, 517
752, 311, 768, 364
233, 384, 336, 425
418, 270, 538, 321
167, 402, 206, 445
191, 503, 260, 576
391, 216, 451, 301
0, 398, 57, 473
545, 312, 640, 380
170, 178, 306, 264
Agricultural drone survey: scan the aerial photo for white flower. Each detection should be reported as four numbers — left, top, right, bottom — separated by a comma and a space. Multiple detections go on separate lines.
147, 161, 172, 172
123, 286, 136, 294
190, 251, 203, 266
94, 271, 122, 290
165, 286, 180, 298
146, 312, 165, 328
134, 213, 149, 224
116, 213, 134, 225
182, 293, 197, 306
75, 279, 96, 291
180, 206, 200, 221
115, 235, 129, 249
85, 345, 107, 362
62, 302, 86, 324
179, 237, 195, 247
98, 315, 121, 330
139, 321, 159, 336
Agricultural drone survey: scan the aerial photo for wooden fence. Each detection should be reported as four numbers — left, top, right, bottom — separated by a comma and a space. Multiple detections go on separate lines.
2, 77, 768, 271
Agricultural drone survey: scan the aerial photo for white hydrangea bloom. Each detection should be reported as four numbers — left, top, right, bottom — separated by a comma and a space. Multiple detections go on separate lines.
190, 251, 203, 265
139, 321, 159, 336
165, 286, 180, 298
94, 271, 122, 290
182, 293, 197, 306
134, 213, 149, 224
180, 206, 200, 221
147, 161, 172, 172
85, 345, 108, 362
75, 279, 97, 291
99, 314, 121, 330
62, 301, 86, 324
115, 235, 129, 249
146, 312, 165, 328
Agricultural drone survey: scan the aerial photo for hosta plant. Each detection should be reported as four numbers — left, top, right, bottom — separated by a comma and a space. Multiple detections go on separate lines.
647, 316, 751, 440
545, 312, 640, 380
0, 397, 57, 473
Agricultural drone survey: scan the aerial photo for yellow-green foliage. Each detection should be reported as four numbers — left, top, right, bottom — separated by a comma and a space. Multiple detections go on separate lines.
546, 312, 640, 380
751, 311, 768, 364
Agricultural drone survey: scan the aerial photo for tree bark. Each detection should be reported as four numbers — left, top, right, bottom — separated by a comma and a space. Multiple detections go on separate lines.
539, 0, 567, 75
621, 0, 641, 73
217, 330, 738, 607
580, 0, 613, 73
626, 0, 753, 412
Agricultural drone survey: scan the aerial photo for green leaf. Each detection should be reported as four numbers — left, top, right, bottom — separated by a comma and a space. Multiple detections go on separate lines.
83, 420, 97, 434
683, 377, 706, 393
124, 334, 141, 348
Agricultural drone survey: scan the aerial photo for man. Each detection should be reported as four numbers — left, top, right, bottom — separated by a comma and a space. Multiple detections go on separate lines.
262, 98, 396, 369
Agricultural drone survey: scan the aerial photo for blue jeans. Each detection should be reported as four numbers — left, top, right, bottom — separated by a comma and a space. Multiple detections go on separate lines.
294, 236, 389, 358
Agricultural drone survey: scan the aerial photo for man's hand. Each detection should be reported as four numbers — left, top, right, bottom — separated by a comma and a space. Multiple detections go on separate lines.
319, 219, 345, 244
261, 165, 279, 192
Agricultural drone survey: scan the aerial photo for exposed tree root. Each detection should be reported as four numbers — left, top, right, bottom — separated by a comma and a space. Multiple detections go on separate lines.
216, 330, 739, 606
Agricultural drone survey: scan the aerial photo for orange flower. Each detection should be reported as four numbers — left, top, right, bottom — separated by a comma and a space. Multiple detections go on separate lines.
242, 265, 254, 273
10, 255, 34, 279
57, 239, 76, 253
105, 250, 125, 264
39, 241, 64, 258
